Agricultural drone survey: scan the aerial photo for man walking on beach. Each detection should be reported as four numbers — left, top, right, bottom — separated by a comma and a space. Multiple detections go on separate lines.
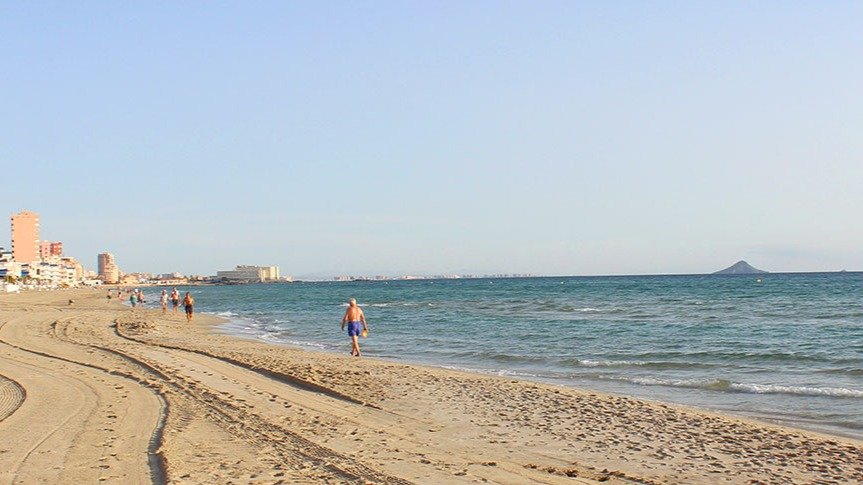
183, 292, 194, 323
341, 298, 369, 357
170, 288, 180, 314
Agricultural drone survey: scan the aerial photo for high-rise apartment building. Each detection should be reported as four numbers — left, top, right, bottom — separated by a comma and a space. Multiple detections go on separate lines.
11, 210, 39, 263
97, 252, 119, 284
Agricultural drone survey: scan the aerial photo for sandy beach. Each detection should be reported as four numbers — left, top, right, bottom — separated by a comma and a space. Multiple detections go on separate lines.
0, 289, 861, 484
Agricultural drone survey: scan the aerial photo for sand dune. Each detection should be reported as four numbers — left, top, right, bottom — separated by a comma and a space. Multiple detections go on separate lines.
0, 288, 861, 484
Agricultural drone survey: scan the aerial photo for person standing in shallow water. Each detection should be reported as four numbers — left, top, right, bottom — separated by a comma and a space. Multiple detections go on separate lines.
341, 298, 369, 357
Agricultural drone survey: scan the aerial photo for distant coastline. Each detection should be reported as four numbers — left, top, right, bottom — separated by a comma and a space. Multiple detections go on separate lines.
307, 270, 861, 283
99, 269, 862, 288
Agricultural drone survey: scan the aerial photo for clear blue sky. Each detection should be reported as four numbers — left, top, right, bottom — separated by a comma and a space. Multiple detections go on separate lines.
2, 2, 861, 277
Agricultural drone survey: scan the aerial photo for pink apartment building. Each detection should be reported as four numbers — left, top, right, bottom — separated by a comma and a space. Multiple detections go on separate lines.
11, 210, 40, 263
39, 240, 63, 260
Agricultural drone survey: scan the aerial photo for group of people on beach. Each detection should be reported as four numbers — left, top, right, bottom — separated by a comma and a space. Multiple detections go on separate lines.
160, 288, 194, 322
109, 287, 194, 322
127, 288, 145, 307
159, 288, 184, 315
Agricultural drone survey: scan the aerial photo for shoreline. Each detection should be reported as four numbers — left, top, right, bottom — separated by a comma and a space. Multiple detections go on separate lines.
1, 288, 862, 483
209, 310, 863, 443
212, 311, 863, 442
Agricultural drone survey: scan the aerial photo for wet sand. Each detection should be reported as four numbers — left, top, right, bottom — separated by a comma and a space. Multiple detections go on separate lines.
0, 288, 861, 484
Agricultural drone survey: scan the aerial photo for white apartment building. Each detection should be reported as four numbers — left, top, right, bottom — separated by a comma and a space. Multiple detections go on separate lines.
0, 261, 22, 281
216, 265, 280, 283
27, 262, 67, 287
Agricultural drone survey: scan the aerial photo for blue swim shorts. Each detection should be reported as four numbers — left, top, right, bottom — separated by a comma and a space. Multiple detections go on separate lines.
347, 321, 363, 337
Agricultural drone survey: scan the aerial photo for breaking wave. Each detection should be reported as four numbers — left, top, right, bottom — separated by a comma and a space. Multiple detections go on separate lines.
602, 376, 863, 398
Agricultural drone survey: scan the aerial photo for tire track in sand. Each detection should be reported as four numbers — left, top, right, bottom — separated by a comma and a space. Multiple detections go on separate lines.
52, 315, 412, 484
0, 375, 25, 422
49, 317, 172, 484
110, 318, 593, 484
0, 313, 163, 484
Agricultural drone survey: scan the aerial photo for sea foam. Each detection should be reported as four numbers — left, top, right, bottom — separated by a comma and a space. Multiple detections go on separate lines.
603, 376, 863, 398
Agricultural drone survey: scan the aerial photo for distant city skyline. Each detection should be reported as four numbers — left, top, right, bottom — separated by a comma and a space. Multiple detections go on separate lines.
2, 3, 861, 277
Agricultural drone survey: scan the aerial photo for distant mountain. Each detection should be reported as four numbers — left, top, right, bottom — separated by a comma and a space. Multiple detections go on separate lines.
713, 261, 768, 275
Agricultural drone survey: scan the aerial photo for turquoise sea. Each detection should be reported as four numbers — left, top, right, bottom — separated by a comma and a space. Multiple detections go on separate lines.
160, 273, 863, 439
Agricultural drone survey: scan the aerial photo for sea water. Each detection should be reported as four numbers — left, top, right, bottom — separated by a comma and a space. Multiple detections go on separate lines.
174, 273, 862, 439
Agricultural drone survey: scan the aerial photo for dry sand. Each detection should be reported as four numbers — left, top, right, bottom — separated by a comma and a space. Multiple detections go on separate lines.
0, 288, 861, 484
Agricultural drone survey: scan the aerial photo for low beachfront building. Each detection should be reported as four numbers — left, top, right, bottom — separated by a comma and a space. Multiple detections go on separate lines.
0, 245, 84, 288
119, 273, 144, 285
215, 265, 280, 283
0, 261, 22, 282
26, 261, 77, 288
0, 247, 16, 281
60, 257, 84, 281
2, 260, 79, 288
